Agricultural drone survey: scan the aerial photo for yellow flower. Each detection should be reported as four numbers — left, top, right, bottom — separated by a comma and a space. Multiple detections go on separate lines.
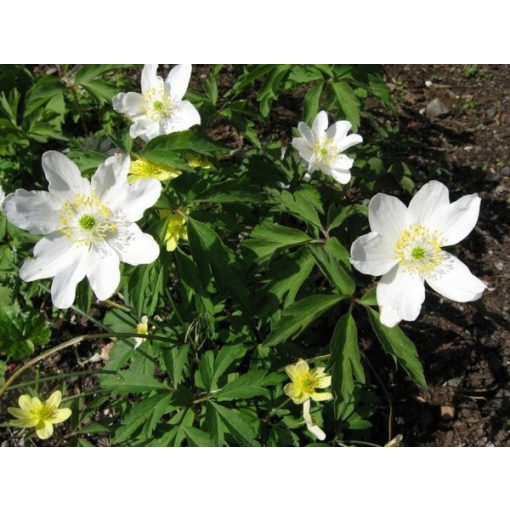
134, 315, 149, 349
161, 210, 188, 252
284, 360, 332, 405
128, 159, 181, 183
186, 154, 212, 170
8, 390, 72, 440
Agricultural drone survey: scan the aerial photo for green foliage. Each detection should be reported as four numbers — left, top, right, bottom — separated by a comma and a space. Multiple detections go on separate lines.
0, 64, 434, 447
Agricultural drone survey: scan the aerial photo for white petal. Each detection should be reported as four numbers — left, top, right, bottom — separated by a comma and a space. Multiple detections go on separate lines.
91, 153, 130, 203
165, 64, 192, 102
19, 233, 76, 281
350, 232, 398, 276
426, 252, 486, 302
42, 151, 90, 201
311, 111, 328, 138
337, 133, 363, 153
129, 118, 162, 141
141, 64, 161, 92
298, 122, 315, 144
86, 242, 120, 301
331, 153, 354, 171
50, 249, 87, 309
112, 92, 144, 119
429, 194, 481, 246
369, 193, 412, 244
163, 100, 201, 133
408, 180, 449, 225
303, 400, 326, 441
291, 137, 312, 161
2, 190, 60, 234
377, 265, 425, 326
329, 167, 351, 184
327, 120, 352, 143
108, 223, 160, 266
109, 179, 162, 222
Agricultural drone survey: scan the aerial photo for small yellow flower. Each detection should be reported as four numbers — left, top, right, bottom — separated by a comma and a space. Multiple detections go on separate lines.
186, 154, 212, 170
284, 360, 332, 405
134, 315, 149, 349
8, 390, 72, 440
128, 159, 181, 183
161, 210, 188, 252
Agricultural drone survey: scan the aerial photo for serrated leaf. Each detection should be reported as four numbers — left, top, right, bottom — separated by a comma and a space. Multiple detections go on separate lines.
329, 313, 365, 403
264, 294, 343, 346
211, 403, 259, 446
216, 370, 268, 401
366, 308, 427, 388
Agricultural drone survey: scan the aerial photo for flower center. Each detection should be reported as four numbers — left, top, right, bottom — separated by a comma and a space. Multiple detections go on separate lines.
301, 373, 318, 394
395, 225, 444, 276
312, 137, 338, 165
59, 193, 116, 247
34, 403, 56, 422
142, 86, 173, 120
79, 214, 96, 230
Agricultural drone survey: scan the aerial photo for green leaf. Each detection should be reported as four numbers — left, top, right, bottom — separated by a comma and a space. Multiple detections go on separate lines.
366, 308, 427, 388
199, 350, 215, 392
330, 81, 361, 131
187, 218, 249, 310
359, 287, 377, 306
100, 371, 169, 393
141, 131, 227, 162
264, 294, 343, 346
329, 313, 365, 402
183, 426, 215, 446
211, 403, 259, 446
307, 243, 355, 296
303, 82, 324, 124
162, 344, 191, 388
216, 370, 268, 401
243, 221, 311, 264
211, 344, 248, 388
277, 189, 323, 228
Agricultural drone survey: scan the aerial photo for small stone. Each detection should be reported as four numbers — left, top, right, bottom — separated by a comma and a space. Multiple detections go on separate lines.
425, 80, 433, 88
494, 261, 504, 271
440, 405, 456, 421
425, 98, 450, 120
464, 145, 473, 152
501, 167, 510, 176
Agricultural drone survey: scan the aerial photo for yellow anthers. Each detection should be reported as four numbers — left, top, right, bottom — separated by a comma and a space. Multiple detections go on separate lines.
7, 390, 72, 440
141, 86, 174, 121
162, 209, 188, 252
186, 154, 212, 170
311, 137, 338, 166
395, 224, 445, 276
134, 315, 149, 349
59, 192, 116, 246
128, 159, 181, 183
284, 359, 332, 405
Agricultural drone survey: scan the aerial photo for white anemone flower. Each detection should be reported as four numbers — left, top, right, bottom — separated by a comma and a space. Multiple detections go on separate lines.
291, 110, 363, 184
113, 64, 200, 142
2, 151, 162, 309
350, 181, 486, 327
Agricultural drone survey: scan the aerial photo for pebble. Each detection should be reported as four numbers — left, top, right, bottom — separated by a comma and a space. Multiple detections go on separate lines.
494, 261, 504, 271
425, 98, 450, 120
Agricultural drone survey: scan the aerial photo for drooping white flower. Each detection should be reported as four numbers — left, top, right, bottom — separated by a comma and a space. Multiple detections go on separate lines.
113, 64, 200, 142
2, 151, 162, 309
291, 111, 363, 184
350, 181, 486, 327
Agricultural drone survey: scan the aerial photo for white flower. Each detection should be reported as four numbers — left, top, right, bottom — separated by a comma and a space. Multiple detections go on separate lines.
113, 64, 200, 142
350, 181, 486, 327
291, 110, 362, 184
2, 151, 162, 309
